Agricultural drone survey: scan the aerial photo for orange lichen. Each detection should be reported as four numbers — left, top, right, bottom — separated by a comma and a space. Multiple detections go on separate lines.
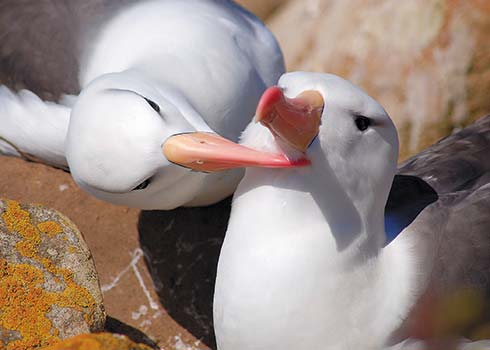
44, 333, 153, 350
37, 222, 63, 238
0, 200, 98, 350
0, 259, 57, 349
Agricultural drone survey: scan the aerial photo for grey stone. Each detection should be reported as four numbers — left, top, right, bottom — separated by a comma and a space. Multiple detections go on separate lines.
0, 199, 105, 349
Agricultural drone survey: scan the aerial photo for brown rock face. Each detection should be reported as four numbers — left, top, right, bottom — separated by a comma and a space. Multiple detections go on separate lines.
0, 199, 105, 349
45, 332, 153, 350
268, 0, 490, 159
235, 0, 289, 20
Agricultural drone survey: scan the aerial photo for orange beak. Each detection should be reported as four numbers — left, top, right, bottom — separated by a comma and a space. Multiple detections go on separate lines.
161, 87, 323, 173
162, 132, 310, 172
256, 86, 323, 152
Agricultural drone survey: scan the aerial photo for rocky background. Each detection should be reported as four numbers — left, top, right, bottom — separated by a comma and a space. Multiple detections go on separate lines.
1, 0, 489, 349
243, 0, 490, 160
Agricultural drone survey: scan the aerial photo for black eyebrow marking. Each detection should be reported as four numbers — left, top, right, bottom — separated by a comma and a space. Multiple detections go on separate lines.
106, 88, 163, 117
144, 98, 160, 113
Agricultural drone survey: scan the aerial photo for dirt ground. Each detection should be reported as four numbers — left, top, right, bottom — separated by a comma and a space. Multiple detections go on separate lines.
0, 155, 228, 349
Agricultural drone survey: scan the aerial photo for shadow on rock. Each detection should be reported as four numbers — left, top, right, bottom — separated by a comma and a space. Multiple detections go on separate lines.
138, 198, 232, 349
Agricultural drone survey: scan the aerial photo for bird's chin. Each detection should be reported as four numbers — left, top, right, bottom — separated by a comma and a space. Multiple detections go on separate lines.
239, 122, 306, 163
76, 168, 212, 210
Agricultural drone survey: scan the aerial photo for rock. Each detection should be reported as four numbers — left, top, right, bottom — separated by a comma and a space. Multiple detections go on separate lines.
0, 156, 207, 350
268, 0, 490, 159
0, 199, 105, 349
235, 0, 289, 20
44, 333, 153, 350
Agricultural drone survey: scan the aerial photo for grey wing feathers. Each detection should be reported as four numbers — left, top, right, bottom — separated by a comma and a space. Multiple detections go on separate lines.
390, 115, 490, 296
0, 0, 136, 101
411, 184, 490, 295
0, 1, 81, 100
398, 115, 490, 194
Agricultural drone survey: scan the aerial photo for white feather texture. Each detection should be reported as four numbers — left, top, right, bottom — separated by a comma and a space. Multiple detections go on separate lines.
68, 0, 284, 209
0, 86, 69, 168
1, 0, 285, 209
214, 73, 422, 350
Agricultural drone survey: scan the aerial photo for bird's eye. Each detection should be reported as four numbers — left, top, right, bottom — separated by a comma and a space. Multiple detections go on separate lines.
133, 179, 150, 191
145, 98, 160, 113
354, 116, 371, 131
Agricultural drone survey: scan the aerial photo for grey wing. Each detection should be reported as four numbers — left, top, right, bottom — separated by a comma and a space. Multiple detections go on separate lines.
400, 184, 490, 296
0, 1, 81, 100
386, 115, 490, 237
387, 115, 490, 296
0, 0, 135, 101
398, 115, 490, 195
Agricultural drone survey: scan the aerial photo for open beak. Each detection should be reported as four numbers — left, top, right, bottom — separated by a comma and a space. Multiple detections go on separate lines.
256, 86, 323, 152
162, 87, 323, 173
162, 132, 310, 172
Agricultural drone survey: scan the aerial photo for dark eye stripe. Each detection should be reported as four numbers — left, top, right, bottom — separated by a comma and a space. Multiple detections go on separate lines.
355, 116, 371, 131
145, 98, 160, 113
133, 178, 150, 191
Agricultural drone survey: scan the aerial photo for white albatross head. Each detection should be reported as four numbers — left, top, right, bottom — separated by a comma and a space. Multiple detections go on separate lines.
164, 72, 403, 350
66, 71, 227, 209
163, 72, 399, 236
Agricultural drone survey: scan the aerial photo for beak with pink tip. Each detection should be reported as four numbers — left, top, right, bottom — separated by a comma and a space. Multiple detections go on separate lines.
162, 86, 324, 172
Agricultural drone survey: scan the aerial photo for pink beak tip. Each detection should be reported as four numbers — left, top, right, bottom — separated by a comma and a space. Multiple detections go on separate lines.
290, 157, 311, 167
256, 86, 284, 122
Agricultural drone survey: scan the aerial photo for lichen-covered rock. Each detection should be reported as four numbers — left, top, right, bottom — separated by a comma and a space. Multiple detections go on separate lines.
268, 0, 490, 159
44, 333, 153, 350
0, 199, 105, 350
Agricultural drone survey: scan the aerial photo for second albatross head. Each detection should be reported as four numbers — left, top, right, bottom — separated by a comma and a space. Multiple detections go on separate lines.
163, 72, 399, 220
65, 72, 244, 209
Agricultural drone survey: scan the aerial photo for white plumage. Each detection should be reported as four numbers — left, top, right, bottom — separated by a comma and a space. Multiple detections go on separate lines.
213, 72, 490, 350
0, 0, 284, 209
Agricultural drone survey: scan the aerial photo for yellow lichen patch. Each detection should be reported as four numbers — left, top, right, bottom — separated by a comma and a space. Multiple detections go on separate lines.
37, 222, 63, 238
0, 200, 98, 350
44, 333, 153, 350
0, 259, 59, 349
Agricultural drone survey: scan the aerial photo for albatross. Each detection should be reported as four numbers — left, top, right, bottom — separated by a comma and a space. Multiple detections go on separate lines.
163, 72, 490, 349
0, 0, 284, 209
